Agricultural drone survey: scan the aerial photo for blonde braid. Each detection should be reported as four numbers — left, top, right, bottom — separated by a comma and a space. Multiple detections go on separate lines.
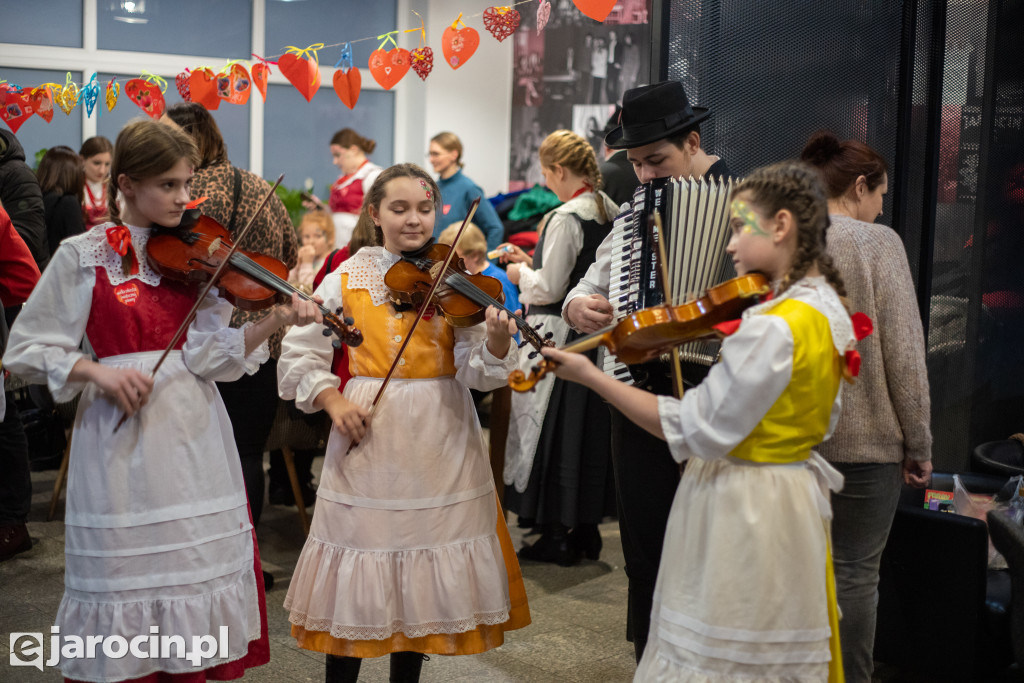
539, 129, 609, 224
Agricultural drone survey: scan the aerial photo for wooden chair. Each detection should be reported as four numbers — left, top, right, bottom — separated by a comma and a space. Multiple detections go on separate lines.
263, 399, 331, 535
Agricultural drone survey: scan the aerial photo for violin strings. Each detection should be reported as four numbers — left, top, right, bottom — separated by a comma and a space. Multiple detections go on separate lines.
432, 262, 545, 347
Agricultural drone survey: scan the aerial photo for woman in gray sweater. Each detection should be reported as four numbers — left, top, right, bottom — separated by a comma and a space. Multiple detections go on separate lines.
802, 131, 933, 683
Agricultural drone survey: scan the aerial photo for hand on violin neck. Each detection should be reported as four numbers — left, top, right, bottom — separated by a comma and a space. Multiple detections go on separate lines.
485, 305, 520, 360
317, 389, 371, 443
541, 346, 603, 388
566, 294, 614, 334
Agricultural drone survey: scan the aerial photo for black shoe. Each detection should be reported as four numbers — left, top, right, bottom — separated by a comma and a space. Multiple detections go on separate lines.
569, 524, 602, 561
518, 528, 580, 567
0, 524, 31, 562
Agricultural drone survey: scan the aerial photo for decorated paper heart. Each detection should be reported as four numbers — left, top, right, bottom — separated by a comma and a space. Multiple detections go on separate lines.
216, 63, 251, 105
30, 87, 54, 123
332, 68, 362, 109
82, 79, 100, 117
176, 70, 192, 101
57, 82, 79, 115
251, 63, 270, 102
572, 0, 616, 22
0, 89, 35, 133
124, 78, 166, 119
537, 0, 552, 34
483, 7, 521, 42
410, 47, 434, 81
442, 26, 480, 70
0, 83, 8, 108
278, 53, 321, 102
189, 68, 220, 110
368, 48, 411, 90
105, 80, 120, 111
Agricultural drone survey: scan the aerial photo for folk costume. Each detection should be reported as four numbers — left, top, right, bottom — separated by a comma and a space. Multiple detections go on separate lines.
633, 277, 856, 683
328, 160, 383, 249
4, 224, 271, 682
83, 179, 108, 230
278, 246, 530, 658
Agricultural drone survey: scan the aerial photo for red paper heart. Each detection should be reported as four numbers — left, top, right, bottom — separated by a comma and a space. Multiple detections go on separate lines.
251, 63, 270, 102
189, 68, 220, 110
0, 89, 35, 133
30, 87, 54, 123
124, 78, 166, 120
217, 63, 251, 105
278, 53, 321, 102
483, 7, 521, 42
332, 68, 362, 109
442, 26, 480, 70
410, 47, 434, 81
573, 0, 616, 22
176, 70, 192, 101
368, 48, 411, 90
0, 84, 8, 108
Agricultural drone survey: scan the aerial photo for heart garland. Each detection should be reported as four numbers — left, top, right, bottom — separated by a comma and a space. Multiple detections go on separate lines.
57, 73, 79, 115
332, 68, 361, 109
124, 72, 167, 119
572, 0, 616, 22
105, 78, 120, 112
369, 47, 411, 90
82, 73, 100, 117
30, 84, 57, 123
279, 43, 323, 102
442, 14, 480, 71
176, 69, 192, 101
189, 68, 220, 110
483, 6, 521, 42
251, 62, 270, 102
216, 62, 251, 105
537, 0, 552, 34
410, 47, 434, 80
0, 88, 35, 133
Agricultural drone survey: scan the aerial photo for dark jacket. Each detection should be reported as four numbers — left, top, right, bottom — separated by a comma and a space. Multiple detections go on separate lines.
43, 192, 87, 258
599, 150, 638, 208
0, 130, 48, 270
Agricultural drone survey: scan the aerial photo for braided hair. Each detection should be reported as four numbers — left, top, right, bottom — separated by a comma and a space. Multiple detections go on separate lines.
733, 161, 847, 300
538, 130, 609, 224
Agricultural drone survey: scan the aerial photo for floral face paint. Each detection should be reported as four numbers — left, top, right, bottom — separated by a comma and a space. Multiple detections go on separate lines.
730, 199, 770, 237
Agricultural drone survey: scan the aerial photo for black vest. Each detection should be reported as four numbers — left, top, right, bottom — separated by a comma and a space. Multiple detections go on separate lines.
528, 207, 612, 317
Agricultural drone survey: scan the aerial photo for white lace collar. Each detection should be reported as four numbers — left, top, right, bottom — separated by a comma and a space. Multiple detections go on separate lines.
74, 222, 162, 287
336, 246, 400, 306
743, 276, 856, 354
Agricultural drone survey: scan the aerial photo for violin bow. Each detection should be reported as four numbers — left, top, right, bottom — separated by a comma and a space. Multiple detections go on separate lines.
652, 211, 685, 399
360, 198, 481, 425
112, 174, 285, 432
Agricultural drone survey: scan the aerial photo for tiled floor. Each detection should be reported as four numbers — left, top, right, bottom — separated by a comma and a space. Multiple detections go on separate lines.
1, 461, 637, 682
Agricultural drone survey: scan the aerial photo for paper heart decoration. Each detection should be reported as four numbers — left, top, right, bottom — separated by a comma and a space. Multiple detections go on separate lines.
332, 68, 362, 109
410, 47, 434, 81
31, 87, 54, 123
0, 84, 8, 108
251, 63, 270, 102
176, 70, 192, 101
189, 68, 220, 110
278, 52, 321, 102
537, 0, 551, 34
82, 79, 100, 117
124, 78, 166, 119
216, 63, 251, 105
572, 0, 616, 22
483, 7, 521, 42
442, 26, 480, 70
0, 89, 35, 133
368, 48, 411, 90
57, 82, 79, 115
105, 80, 120, 111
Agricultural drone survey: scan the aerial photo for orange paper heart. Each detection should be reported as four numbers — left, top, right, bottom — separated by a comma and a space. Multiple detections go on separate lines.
124, 78, 166, 119
30, 88, 54, 123
0, 89, 35, 133
189, 68, 220, 110
216, 63, 251, 105
442, 26, 480, 70
333, 68, 362, 110
251, 63, 270, 102
278, 53, 321, 102
368, 48, 411, 90
572, 0, 616, 22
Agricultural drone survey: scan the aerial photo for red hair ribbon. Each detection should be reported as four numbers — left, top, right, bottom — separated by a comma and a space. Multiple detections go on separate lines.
105, 225, 139, 275
850, 311, 873, 340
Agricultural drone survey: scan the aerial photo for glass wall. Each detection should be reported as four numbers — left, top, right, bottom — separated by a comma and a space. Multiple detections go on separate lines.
97, 0, 251, 58
0, 0, 83, 48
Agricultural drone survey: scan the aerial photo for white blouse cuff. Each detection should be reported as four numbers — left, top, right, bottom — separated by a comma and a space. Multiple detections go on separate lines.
49, 351, 89, 403
295, 372, 341, 414
658, 395, 688, 464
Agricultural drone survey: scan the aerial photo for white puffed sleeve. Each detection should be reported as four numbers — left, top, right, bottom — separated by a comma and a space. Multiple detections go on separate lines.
453, 323, 519, 393
658, 315, 795, 463
3, 244, 94, 403
180, 290, 269, 382
278, 273, 341, 413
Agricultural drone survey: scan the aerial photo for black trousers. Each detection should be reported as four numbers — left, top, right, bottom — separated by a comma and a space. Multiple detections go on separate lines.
0, 391, 32, 525
216, 359, 279, 526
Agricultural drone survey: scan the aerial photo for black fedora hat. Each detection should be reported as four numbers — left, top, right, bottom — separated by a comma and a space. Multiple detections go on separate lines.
604, 81, 710, 149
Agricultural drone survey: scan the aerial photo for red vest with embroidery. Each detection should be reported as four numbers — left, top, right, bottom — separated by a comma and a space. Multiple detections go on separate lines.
85, 269, 198, 359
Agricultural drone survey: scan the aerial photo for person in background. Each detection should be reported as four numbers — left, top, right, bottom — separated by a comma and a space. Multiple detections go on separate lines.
428, 132, 505, 251
594, 105, 638, 207
0, 128, 48, 271
438, 222, 520, 322
802, 130, 933, 683
36, 145, 87, 258
80, 136, 113, 229
305, 129, 383, 250
163, 103, 298, 570
289, 210, 335, 294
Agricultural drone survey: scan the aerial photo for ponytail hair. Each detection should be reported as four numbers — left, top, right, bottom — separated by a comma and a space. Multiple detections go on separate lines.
331, 128, 376, 155
538, 129, 608, 224
109, 119, 199, 225
800, 130, 887, 200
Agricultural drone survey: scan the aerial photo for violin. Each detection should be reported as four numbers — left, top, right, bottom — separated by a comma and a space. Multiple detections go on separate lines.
384, 240, 552, 352
508, 273, 770, 392
147, 211, 363, 348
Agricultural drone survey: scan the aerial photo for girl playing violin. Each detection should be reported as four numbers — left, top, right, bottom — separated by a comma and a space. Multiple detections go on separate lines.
277, 163, 530, 683
544, 161, 861, 682
3, 119, 321, 683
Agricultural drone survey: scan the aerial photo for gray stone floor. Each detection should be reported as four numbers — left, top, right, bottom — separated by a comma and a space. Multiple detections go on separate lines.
1, 459, 637, 682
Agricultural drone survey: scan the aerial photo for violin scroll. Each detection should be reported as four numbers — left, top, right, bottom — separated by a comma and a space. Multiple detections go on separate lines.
508, 359, 557, 393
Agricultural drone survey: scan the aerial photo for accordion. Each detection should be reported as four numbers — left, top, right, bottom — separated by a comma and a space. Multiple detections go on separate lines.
602, 175, 737, 384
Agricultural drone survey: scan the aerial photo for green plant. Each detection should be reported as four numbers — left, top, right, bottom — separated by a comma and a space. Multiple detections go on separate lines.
274, 185, 304, 228
34, 148, 47, 171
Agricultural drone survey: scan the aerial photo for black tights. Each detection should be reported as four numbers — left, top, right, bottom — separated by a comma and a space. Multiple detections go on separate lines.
325, 652, 426, 683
